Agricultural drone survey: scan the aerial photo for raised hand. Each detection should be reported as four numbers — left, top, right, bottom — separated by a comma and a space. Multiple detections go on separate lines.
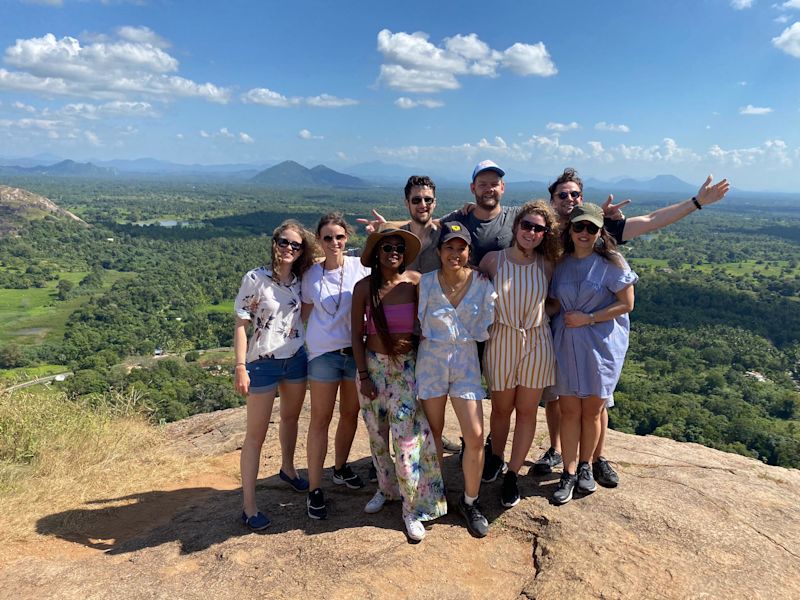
695, 175, 730, 207
602, 194, 630, 221
356, 209, 387, 234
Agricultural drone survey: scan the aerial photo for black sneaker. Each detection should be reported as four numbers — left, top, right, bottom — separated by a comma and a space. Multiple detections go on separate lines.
441, 435, 461, 453
482, 452, 505, 483
501, 471, 520, 508
576, 461, 597, 494
332, 464, 365, 489
458, 496, 489, 538
553, 472, 577, 505
307, 488, 327, 520
592, 457, 619, 488
368, 464, 378, 483
533, 447, 563, 475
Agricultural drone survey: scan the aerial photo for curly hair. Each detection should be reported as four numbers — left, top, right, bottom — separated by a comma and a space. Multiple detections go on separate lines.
404, 175, 436, 200
511, 200, 562, 263
270, 220, 319, 278
547, 167, 584, 198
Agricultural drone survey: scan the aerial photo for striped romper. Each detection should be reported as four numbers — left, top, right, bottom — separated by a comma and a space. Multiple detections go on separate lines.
484, 250, 556, 391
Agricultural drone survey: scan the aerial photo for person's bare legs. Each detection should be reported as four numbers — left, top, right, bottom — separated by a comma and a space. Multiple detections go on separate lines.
592, 406, 609, 462
580, 397, 606, 464
545, 399, 561, 453
558, 395, 581, 475
451, 397, 484, 498
334, 378, 360, 470
420, 395, 447, 468
277, 381, 306, 478
507, 387, 543, 474
306, 380, 338, 490
489, 389, 515, 460
241, 391, 277, 516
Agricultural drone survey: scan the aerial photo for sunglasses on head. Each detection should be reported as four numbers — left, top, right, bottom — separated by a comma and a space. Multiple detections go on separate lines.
276, 237, 302, 252
519, 220, 549, 234
322, 234, 347, 243
571, 221, 600, 234
381, 243, 405, 254
558, 190, 582, 200
409, 196, 435, 205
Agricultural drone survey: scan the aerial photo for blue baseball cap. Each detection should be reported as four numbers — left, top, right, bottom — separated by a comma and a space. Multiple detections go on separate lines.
471, 159, 505, 181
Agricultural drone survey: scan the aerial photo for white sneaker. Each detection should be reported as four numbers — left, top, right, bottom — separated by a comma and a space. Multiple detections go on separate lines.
364, 490, 386, 514
403, 514, 426, 541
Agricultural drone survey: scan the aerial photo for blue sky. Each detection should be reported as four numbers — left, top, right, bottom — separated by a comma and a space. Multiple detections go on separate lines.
1, 0, 799, 190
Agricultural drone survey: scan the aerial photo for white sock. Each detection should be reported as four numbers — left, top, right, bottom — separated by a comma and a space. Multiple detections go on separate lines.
463, 493, 477, 506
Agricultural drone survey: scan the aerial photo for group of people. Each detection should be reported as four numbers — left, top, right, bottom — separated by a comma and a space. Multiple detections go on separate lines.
233, 161, 730, 542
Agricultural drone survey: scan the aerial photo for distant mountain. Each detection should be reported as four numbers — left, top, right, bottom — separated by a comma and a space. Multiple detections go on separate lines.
251, 160, 367, 188
94, 158, 273, 175
586, 174, 696, 194
0, 159, 116, 178
0, 184, 87, 234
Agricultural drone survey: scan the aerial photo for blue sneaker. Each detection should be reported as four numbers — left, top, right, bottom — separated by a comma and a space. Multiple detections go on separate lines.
279, 469, 309, 492
241, 511, 271, 531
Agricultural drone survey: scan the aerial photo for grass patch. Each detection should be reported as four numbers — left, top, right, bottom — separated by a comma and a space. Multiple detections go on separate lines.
0, 388, 190, 548
199, 300, 233, 314
0, 270, 135, 347
0, 364, 67, 383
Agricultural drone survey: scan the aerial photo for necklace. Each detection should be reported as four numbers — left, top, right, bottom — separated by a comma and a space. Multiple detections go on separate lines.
439, 269, 470, 296
319, 260, 345, 317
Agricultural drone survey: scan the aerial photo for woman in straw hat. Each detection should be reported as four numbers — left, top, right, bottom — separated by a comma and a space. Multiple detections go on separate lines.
352, 228, 447, 542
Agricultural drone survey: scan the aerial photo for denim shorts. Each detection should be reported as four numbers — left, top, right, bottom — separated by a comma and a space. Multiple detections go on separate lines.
308, 349, 357, 383
246, 347, 308, 394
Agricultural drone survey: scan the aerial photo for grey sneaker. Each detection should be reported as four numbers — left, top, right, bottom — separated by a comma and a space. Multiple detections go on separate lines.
533, 447, 563, 475
553, 472, 577, 505
576, 461, 597, 494
592, 457, 619, 488
458, 496, 489, 538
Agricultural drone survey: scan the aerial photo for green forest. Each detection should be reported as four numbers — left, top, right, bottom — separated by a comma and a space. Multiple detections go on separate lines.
1, 177, 799, 468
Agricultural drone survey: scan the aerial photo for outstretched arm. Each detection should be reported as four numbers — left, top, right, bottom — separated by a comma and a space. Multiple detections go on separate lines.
621, 175, 730, 242
356, 209, 408, 234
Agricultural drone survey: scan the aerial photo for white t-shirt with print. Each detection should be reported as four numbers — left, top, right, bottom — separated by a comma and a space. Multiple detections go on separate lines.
234, 267, 304, 363
301, 255, 370, 361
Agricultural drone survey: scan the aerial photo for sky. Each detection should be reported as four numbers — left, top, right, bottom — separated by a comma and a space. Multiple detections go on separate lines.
1, 0, 799, 191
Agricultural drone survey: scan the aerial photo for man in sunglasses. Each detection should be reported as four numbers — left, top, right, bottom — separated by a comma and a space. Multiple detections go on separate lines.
534, 167, 731, 487
399, 175, 442, 273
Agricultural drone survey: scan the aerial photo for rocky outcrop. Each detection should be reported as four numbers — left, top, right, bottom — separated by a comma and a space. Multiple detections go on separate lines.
0, 184, 87, 234
1, 400, 797, 599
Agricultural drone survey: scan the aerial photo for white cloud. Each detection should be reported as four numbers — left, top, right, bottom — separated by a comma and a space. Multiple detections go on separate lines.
298, 128, 323, 140
738, 81, 748, 86
239, 132, 254, 144
60, 100, 158, 118
176, 133, 184, 139
546, 121, 579, 132
595, 121, 630, 133
708, 139, 791, 167
305, 94, 358, 108
199, 129, 210, 138
376, 29, 556, 93
198, 127, 253, 143
218, 127, 234, 138
773, 22, 800, 57
730, 0, 753, 9
12, 101, 37, 113
336, 151, 348, 160
241, 87, 357, 108
616, 138, 700, 163
781, 1, 800, 9
23, 0, 63, 5
776, 15, 791, 23
0, 31, 229, 103
0, 117, 59, 130
84, 130, 101, 146
739, 104, 773, 115
394, 97, 444, 109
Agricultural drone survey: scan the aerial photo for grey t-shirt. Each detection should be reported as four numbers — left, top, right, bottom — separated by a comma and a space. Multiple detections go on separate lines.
440, 205, 522, 265
401, 222, 441, 274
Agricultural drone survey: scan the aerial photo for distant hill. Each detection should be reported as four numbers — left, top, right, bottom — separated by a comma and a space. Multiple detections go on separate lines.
586, 174, 696, 194
0, 184, 87, 234
251, 160, 367, 187
0, 159, 116, 178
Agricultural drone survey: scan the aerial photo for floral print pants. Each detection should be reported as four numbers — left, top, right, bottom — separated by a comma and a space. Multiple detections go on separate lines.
360, 350, 447, 521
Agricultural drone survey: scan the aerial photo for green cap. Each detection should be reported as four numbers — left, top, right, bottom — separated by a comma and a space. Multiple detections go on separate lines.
569, 203, 604, 228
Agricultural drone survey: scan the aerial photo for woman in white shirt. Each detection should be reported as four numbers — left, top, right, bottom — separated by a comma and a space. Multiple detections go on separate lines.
234, 220, 317, 530
302, 212, 371, 519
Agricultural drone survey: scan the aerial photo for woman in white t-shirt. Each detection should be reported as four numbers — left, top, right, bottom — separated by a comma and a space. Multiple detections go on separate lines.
301, 212, 371, 519
234, 220, 318, 531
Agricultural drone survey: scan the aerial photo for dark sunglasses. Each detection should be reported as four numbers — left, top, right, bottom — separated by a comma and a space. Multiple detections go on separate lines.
558, 190, 582, 200
519, 220, 549, 234
571, 221, 600, 234
276, 237, 302, 252
381, 243, 405, 254
410, 196, 435, 205
322, 234, 347, 243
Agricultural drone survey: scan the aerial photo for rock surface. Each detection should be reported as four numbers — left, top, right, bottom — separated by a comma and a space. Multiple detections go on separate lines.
1, 398, 798, 599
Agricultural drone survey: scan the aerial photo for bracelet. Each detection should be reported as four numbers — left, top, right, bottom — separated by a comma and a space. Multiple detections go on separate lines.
691, 196, 702, 210
359, 375, 370, 381
358, 369, 368, 374
589, 312, 596, 326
